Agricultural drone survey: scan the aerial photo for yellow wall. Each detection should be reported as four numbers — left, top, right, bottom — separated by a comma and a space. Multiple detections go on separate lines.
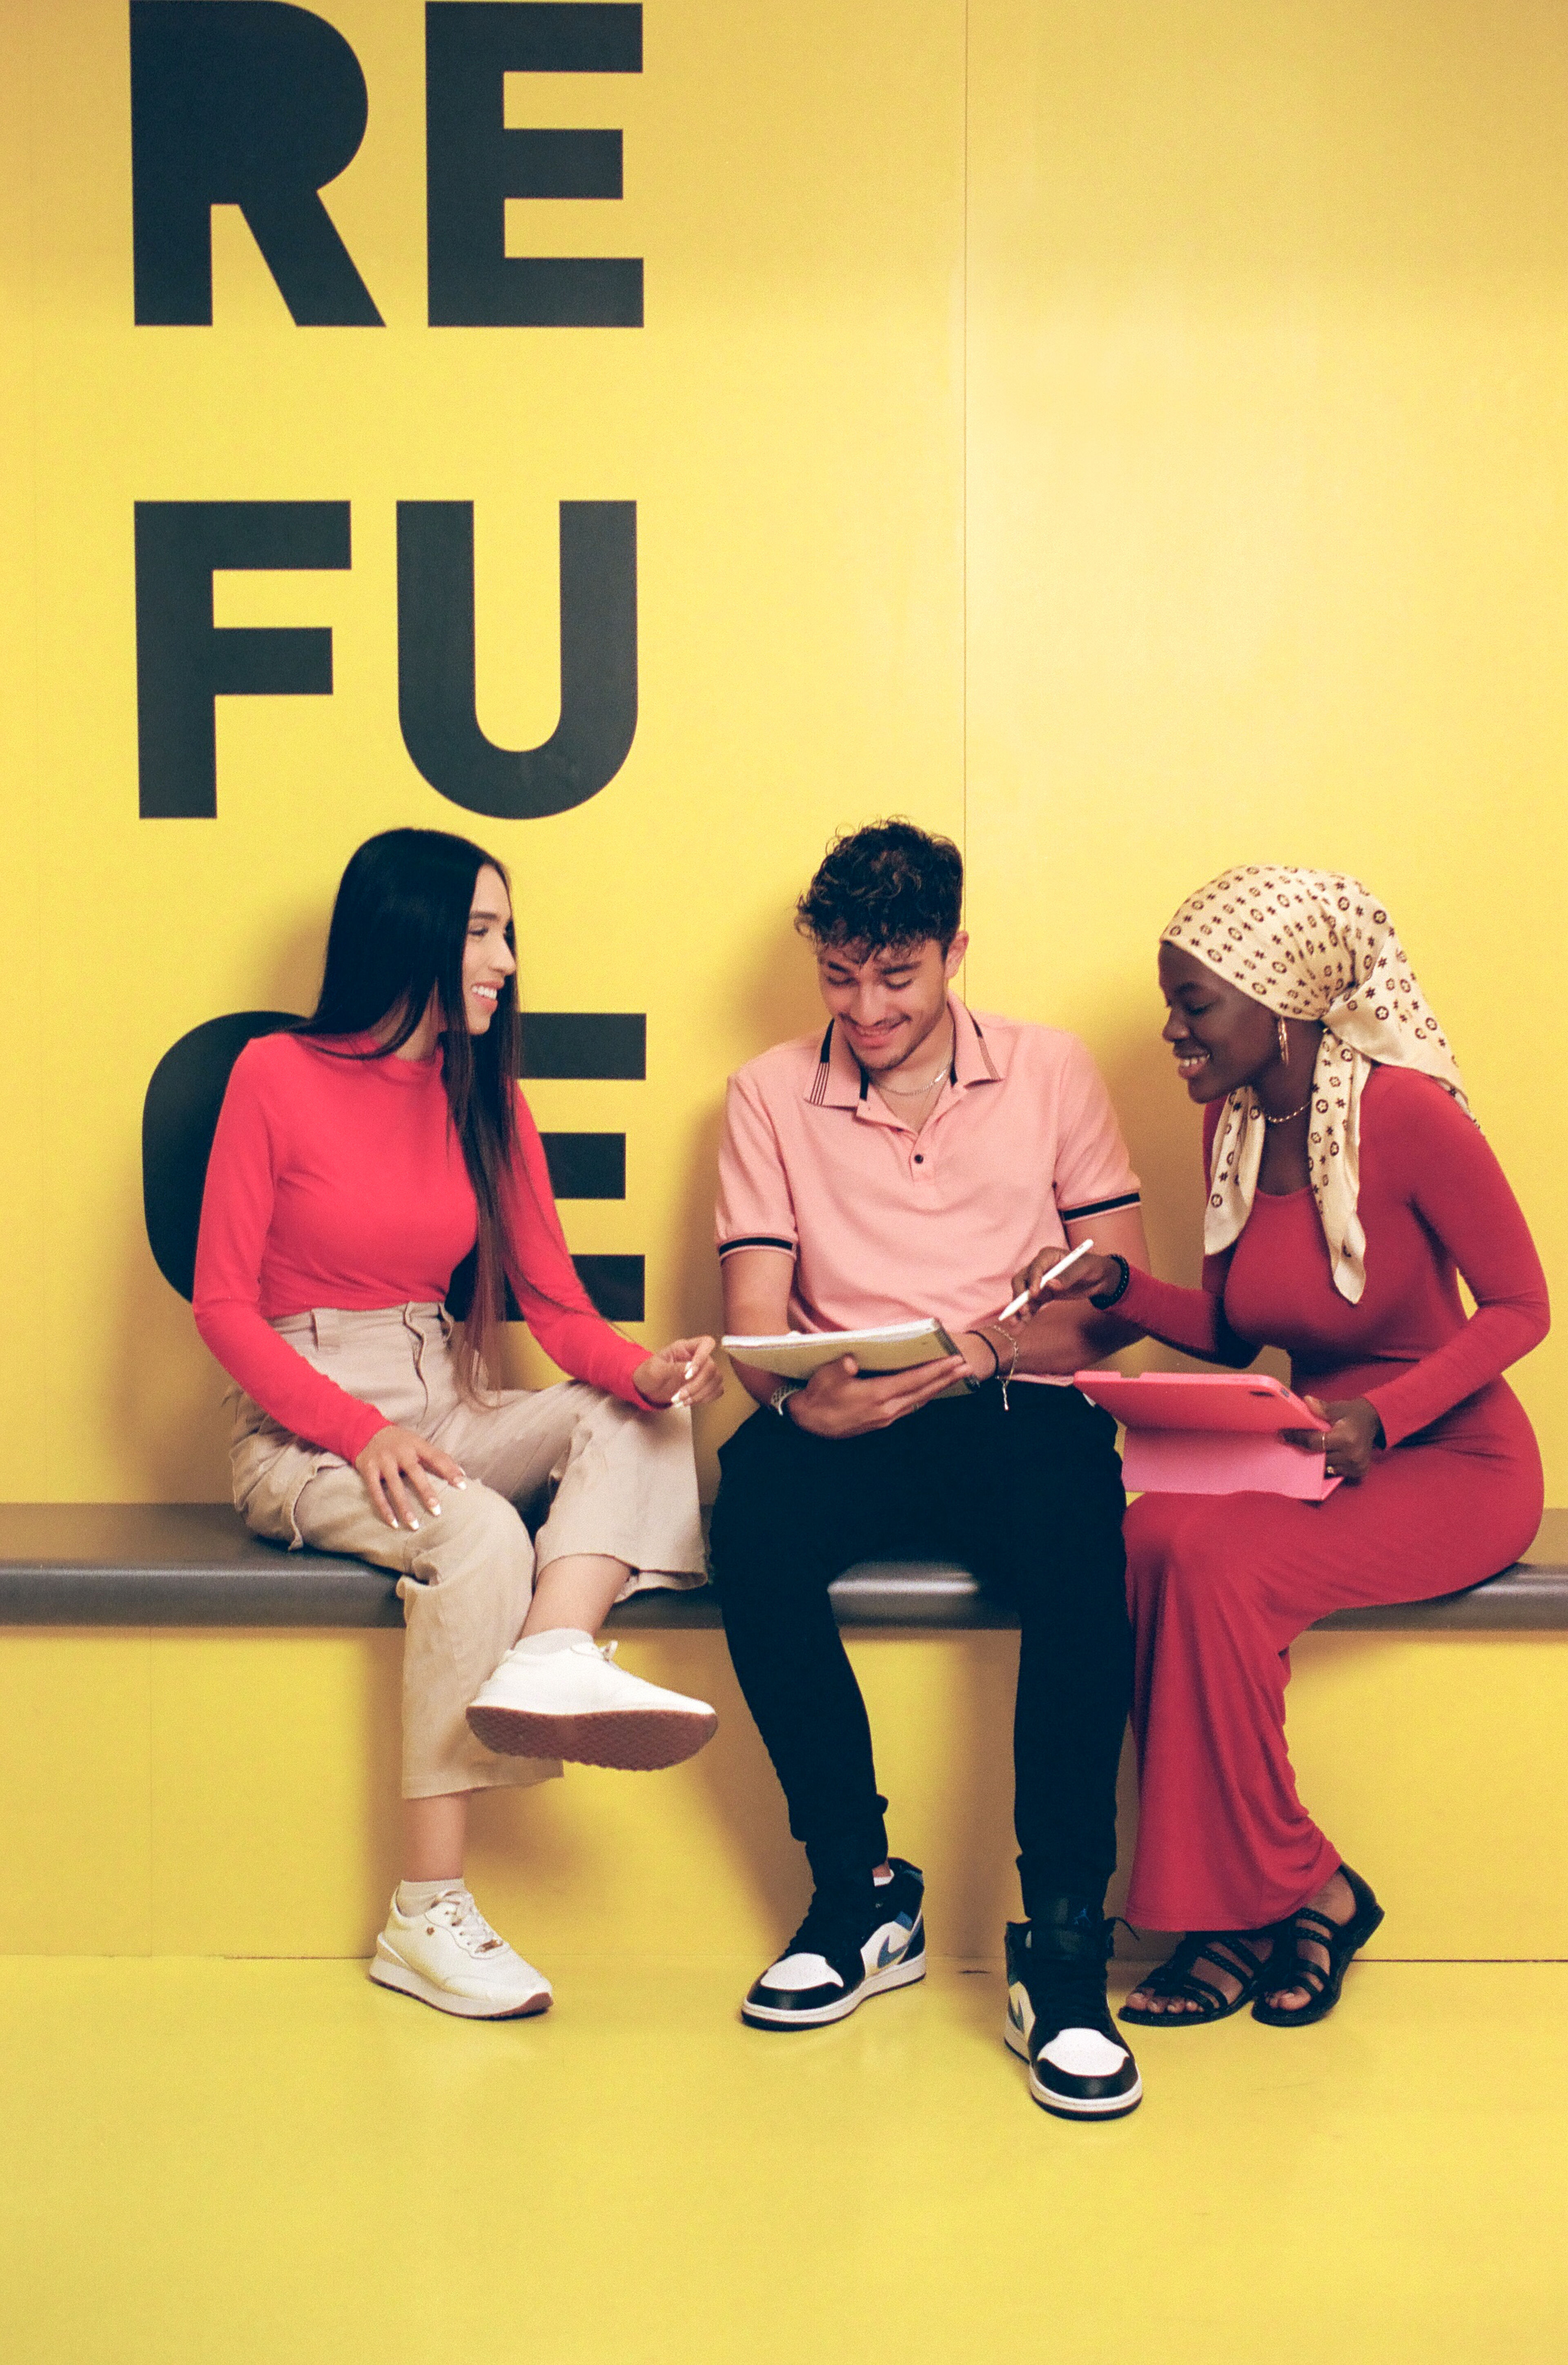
963, 1, 1568, 1484
2, 0, 1563, 1503
7, 1623, 1567, 1960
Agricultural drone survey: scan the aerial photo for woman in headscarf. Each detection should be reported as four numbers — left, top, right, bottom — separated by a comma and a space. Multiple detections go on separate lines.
1012, 866, 1548, 2028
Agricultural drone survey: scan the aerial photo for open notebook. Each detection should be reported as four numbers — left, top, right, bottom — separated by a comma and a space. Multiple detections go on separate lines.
722, 1318, 975, 1397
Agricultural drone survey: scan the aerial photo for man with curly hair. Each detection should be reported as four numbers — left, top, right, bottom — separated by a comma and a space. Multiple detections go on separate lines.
710, 818, 1150, 2120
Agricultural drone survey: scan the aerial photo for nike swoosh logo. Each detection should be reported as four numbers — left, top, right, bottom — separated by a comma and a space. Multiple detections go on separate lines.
873, 1932, 906, 1969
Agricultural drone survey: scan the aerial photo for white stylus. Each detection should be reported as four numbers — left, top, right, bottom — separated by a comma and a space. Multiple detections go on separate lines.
998, 1238, 1095, 1323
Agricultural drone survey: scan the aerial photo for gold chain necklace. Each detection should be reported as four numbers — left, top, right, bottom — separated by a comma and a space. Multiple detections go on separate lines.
1261, 1095, 1313, 1125
874, 1025, 955, 1097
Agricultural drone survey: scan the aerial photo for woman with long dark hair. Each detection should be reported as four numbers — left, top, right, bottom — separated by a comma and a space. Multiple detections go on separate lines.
194, 828, 723, 2020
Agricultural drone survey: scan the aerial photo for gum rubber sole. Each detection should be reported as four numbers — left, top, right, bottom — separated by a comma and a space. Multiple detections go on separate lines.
465, 1701, 718, 1771
741, 1950, 927, 2030
1003, 2020, 1144, 2119
369, 1955, 553, 2021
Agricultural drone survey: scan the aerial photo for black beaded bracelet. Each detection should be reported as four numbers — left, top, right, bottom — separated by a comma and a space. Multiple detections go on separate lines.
1088, 1252, 1132, 1310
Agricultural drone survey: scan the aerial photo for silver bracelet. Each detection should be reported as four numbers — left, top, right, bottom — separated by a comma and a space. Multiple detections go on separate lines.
768, 1378, 806, 1418
973, 1323, 1019, 1412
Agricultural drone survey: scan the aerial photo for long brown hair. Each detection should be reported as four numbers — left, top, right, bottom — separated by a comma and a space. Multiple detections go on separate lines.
301, 827, 546, 1398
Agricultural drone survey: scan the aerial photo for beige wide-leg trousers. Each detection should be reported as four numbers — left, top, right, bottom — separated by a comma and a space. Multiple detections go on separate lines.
228, 1305, 706, 1797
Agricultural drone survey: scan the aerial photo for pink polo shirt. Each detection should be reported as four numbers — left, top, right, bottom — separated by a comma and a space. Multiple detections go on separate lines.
715, 998, 1140, 1355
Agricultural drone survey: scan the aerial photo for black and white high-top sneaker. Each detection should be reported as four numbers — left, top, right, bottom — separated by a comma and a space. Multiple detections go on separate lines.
1004, 1908, 1143, 2120
742, 1860, 926, 2030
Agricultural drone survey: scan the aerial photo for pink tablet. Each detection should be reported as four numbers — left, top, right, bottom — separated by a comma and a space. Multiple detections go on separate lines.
1072, 1371, 1339, 1501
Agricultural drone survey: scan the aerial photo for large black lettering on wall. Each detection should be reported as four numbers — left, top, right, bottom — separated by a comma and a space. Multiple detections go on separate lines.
143, 1012, 299, 1298
521, 1010, 644, 1079
426, 2, 643, 327
136, 501, 352, 820
396, 500, 637, 820
131, 0, 382, 326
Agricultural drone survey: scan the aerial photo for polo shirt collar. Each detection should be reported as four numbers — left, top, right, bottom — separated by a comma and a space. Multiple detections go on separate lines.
952, 996, 1003, 1087
806, 995, 1001, 1110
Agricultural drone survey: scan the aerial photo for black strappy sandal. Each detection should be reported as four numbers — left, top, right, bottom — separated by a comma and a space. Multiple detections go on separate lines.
1251, 1865, 1385, 2029
1118, 1929, 1275, 2028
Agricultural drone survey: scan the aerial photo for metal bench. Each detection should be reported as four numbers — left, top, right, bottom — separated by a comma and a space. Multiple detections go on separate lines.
2, 1502, 1565, 1630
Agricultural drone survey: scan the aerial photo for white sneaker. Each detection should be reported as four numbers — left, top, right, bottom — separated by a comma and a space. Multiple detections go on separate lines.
466, 1638, 718, 1770
370, 1888, 553, 2020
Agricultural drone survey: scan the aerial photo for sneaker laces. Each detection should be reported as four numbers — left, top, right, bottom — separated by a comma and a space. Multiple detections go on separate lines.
424, 1891, 507, 1957
784, 1884, 882, 1963
1027, 1920, 1117, 2035
1031, 1956, 1119, 2042
497, 1637, 619, 1678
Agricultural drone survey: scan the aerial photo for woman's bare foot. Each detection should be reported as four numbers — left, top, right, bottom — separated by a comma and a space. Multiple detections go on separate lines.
1125, 1928, 1274, 2016
1262, 1868, 1355, 2013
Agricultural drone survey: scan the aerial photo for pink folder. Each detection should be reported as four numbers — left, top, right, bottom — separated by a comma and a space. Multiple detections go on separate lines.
1072, 1371, 1341, 1501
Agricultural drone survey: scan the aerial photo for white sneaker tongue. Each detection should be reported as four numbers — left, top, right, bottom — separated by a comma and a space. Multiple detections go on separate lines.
764, 1952, 844, 1993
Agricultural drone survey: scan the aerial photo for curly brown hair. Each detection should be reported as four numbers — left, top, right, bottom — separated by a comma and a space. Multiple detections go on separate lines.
795, 819, 964, 954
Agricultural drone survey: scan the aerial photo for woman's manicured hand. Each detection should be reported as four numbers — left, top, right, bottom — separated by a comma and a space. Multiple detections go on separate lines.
1009, 1245, 1118, 1313
633, 1336, 724, 1411
354, 1425, 467, 1531
1279, 1395, 1385, 1482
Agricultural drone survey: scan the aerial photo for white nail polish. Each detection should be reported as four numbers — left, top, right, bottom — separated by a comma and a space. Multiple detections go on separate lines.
684, 1361, 696, 1380
408, 1518, 421, 1531
432, 1503, 443, 1516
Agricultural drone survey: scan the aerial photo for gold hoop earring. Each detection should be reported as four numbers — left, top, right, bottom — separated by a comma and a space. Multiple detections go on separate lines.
1276, 1017, 1290, 1066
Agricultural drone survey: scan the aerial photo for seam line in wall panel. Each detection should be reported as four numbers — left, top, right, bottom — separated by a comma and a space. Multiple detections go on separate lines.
960, 0, 970, 1000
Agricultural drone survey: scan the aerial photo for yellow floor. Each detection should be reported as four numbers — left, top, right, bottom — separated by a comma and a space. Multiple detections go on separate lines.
2, 1956, 1564, 2364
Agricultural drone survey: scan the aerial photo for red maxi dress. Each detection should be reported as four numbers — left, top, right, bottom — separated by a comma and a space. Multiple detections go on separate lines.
1115, 1065, 1549, 1933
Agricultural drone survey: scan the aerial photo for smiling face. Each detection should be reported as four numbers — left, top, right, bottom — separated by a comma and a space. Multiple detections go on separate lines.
814, 930, 969, 1077
1158, 940, 1281, 1103
462, 864, 516, 1034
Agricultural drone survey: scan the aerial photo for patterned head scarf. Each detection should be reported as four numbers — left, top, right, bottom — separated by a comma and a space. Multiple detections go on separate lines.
1160, 865, 1467, 1304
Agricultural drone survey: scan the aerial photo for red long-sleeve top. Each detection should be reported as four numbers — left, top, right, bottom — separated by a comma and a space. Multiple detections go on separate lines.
192, 1031, 649, 1463
1118, 1066, 1549, 1445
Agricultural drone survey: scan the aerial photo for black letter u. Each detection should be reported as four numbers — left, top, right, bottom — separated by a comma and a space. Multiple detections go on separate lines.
396, 500, 637, 820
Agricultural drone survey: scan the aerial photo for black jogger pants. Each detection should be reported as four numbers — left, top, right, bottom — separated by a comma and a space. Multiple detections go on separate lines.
708, 1377, 1132, 1918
